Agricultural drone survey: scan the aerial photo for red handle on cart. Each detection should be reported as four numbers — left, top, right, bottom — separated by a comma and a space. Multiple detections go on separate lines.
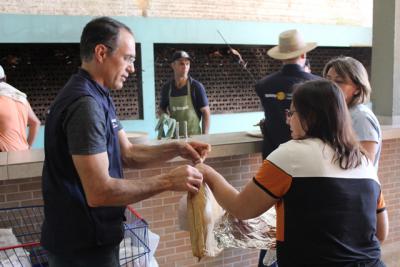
127, 205, 143, 220
0, 241, 41, 251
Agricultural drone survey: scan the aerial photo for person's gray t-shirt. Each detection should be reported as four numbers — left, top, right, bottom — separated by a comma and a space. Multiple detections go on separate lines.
350, 103, 381, 169
62, 96, 122, 155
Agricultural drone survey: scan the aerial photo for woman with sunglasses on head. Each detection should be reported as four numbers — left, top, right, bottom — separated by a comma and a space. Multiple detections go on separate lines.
323, 57, 381, 169
196, 80, 388, 267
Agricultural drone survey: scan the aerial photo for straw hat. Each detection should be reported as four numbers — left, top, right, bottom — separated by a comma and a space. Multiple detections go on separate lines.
267, 29, 317, 60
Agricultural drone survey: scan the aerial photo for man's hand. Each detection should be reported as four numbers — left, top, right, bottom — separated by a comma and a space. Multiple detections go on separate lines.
166, 165, 203, 193
178, 141, 211, 164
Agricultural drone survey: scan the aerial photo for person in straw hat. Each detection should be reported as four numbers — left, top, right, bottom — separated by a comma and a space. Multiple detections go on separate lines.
255, 29, 320, 267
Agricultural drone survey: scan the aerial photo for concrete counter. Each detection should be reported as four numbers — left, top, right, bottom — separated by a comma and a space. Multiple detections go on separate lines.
0, 131, 262, 180
2, 125, 400, 180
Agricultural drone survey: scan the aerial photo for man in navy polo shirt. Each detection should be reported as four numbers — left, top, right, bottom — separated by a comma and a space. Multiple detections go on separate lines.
41, 17, 210, 267
255, 29, 320, 267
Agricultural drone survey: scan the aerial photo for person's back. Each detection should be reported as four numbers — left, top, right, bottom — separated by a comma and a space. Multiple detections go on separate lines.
266, 138, 383, 266
0, 95, 29, 151
256, 29, 319, 159
196, 80, 388, 267
256, 66, 319, 157
0, 65, 40, 152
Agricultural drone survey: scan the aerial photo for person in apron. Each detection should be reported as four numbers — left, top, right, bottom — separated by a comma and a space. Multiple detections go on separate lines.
169, 79, 202, 136
159, 50, 210, 137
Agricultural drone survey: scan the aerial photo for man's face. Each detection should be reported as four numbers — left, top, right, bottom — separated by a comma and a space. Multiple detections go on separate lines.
171, 58, 190, 78
103, 29, 136, 90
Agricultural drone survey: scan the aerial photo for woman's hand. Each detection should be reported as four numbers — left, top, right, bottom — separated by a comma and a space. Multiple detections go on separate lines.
178, 141, 211, 164
195, 163, 215, 184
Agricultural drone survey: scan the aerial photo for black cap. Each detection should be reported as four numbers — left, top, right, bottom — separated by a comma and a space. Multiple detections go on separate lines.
171, 50, 192, 62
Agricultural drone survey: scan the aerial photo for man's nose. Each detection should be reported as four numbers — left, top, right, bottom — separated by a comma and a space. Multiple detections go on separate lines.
127, 64, 135, 73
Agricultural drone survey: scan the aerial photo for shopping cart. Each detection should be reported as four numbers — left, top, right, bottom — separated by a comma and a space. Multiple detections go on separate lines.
0, 205, 150, 267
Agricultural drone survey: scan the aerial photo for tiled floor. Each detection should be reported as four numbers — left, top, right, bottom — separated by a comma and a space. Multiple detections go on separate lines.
382, 241, 400, 267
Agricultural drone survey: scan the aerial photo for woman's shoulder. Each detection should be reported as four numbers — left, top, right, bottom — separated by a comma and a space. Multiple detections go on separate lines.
266, 139, 335, 177
350, 104, 381, 134
276, 138, 324, 152
351, 104, 379, 121
267, 139, 326, 168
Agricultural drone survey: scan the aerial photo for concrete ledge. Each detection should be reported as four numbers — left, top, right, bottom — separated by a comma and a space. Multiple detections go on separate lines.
381, 125, 400, 140
0, 132, 262, 181
1, 125, 399, 181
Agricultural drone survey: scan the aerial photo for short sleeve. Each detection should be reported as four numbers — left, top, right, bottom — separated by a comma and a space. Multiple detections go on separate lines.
253, 159, 293, 199
351, 108, 380, 143
192, 81, 209, 109
63, 96, 107, 155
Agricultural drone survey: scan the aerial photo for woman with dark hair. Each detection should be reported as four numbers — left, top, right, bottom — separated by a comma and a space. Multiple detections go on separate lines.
196, 80, 388, 266
323, 57, 381, 169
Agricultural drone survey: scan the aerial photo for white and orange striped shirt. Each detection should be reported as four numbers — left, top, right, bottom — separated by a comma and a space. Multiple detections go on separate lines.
254, 138, 385, 266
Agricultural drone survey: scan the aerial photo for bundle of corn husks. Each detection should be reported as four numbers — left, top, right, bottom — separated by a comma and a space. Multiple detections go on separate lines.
186, 183, 276, 262
186, 183, 224, 261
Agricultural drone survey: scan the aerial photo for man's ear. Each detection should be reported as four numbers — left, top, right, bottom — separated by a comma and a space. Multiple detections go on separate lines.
94, 44, 108, 63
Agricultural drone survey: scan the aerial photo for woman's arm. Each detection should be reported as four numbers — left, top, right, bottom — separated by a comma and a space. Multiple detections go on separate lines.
196, 163, 277, 220
376, 210, 389, 242
26, 104, 40, 148
360, 141, 378, 164
118, 130, 211, 168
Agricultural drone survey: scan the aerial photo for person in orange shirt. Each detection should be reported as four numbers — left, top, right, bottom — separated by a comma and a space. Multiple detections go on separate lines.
0, 65, 40, 151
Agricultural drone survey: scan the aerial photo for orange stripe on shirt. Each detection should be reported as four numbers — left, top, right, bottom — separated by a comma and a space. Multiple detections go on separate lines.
254, 160, 292, 241
254, 159, 292, 198
377, 191, 386, 213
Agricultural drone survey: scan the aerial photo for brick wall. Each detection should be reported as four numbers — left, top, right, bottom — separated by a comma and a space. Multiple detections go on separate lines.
1, 139, 399, 266
0, 43, 143, 123
0, 177, 43, 209
0, 43, 371, 121
126, 154, 263, 267
0, 0, 372, 27
378, 139, 400, 245
154, 45, 371, 115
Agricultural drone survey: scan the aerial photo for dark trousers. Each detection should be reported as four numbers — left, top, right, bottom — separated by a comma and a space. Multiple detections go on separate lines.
48, 245, 119, 267
342, 259, 386, 267
267, 257, 386, 267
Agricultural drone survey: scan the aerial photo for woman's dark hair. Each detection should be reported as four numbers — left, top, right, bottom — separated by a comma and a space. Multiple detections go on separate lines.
292, 79, 364, 169
80, 16, 133, 62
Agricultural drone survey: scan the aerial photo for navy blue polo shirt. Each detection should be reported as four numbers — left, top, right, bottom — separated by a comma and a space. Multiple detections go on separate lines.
255, 64, 320, 158
41, 68, 125, 255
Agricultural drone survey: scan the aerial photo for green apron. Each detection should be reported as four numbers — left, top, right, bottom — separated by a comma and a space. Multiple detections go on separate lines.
169, 80, 201, 136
